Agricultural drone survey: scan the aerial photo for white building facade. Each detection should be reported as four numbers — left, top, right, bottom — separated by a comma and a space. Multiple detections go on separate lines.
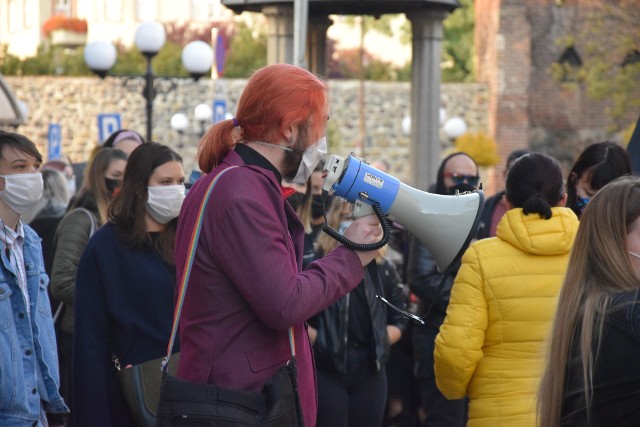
1, 0, 230, 58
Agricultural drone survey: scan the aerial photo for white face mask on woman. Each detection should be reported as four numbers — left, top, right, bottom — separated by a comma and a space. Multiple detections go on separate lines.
0, 173, 43, 215
146, 184, 185, 224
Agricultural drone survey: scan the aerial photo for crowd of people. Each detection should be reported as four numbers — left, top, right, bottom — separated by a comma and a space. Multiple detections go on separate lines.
1, 63, 639, 427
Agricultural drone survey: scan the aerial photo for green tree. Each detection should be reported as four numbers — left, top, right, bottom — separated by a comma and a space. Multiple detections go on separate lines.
571, 1, 640, 129
442, 0, 474, 82
0, 44, 26, 75
223, 21, 267, 78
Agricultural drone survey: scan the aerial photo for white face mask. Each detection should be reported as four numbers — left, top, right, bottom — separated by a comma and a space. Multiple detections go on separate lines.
146, 184, 185, 224
0, 173, 43, 215
251, 137, 328, 185
289, 136, 327, 185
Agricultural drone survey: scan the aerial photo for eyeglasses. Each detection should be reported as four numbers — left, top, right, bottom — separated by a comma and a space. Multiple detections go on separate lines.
443, 172, 479, 187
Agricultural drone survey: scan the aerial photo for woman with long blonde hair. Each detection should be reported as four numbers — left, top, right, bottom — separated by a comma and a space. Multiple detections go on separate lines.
538, 175, 640, 426
308, 196, 408, 427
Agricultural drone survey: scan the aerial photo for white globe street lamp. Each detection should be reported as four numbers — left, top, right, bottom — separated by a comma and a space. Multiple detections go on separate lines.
83, 41, 117, 78
170, 113, 189, 133
83, 22, 214, 142
134, 21, 166, 56
194, 103, 213, 136
443, 116, 468, 141
182, 41, 214, 78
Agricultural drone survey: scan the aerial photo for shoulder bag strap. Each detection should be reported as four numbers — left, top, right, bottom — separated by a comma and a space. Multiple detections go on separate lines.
161, 166, 296, 373
73, 207, 97, 236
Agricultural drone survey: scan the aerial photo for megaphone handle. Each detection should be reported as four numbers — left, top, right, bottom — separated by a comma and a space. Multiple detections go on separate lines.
322, 203, 390, 252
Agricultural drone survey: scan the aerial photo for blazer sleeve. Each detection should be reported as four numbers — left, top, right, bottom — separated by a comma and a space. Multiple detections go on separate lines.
434, 244, 488, 399
50, 210, 93, 305
213, 171, 364, 331
72, 240, 115, 424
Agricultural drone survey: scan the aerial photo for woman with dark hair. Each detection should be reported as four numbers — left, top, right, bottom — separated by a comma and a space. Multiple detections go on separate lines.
434, 153, 579, 426
539, 176, 640, 426
102, 129, 145, 155
567, 141, 631, 217
72, 143, 184, 425
51, 147, 128, 421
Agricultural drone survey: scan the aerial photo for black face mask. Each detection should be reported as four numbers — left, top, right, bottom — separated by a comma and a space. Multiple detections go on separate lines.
447, 183, 476, 195
311, 194, 333, 219
105, 177, 121, 196
287, 192, 305, 212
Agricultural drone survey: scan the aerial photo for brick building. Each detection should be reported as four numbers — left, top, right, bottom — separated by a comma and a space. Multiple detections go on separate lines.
475, 0, 638, 188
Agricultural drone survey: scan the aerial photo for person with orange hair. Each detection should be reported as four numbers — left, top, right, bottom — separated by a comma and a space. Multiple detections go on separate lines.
174, 63, 383, 426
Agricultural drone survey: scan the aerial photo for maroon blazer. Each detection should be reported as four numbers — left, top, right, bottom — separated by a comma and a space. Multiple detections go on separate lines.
174, 149, 363, 426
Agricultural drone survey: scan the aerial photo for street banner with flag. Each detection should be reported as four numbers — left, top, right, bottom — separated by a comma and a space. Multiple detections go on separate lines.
627, 115, 640, 175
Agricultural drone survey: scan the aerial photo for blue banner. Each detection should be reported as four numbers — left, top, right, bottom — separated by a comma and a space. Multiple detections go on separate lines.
97, 113, 122, 144
213, 100, 226, 124
47, 123, 61, 160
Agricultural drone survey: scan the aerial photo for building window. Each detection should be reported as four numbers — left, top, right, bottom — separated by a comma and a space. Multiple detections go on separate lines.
54, 0, 71, 16
105, 0, 122, 22
191, 0, 220, 22
137, 0, 158, 21
24, 0, 36, 28
8, 0, 20, 32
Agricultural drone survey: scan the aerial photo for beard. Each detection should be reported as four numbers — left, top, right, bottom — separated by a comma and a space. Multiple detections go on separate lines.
282, 133, 305, 182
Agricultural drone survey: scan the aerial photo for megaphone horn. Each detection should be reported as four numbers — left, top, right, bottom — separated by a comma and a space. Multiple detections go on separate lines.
322, 154, 485, 273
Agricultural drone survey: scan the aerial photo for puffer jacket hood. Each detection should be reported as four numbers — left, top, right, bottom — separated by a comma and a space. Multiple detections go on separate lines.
497, 207, 578, 256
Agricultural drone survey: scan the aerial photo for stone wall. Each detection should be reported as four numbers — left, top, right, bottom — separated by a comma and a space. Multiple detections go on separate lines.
4, 76, 488, 183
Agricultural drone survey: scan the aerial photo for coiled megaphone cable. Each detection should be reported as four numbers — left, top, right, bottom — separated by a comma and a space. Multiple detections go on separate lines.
321, 199, 390, 251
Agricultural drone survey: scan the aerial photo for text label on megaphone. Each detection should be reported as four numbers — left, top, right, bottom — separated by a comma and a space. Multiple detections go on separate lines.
322, 154, 485, 273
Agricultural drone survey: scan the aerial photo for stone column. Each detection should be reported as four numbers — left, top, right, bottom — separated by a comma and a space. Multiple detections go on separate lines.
262, 5, 294, 65
307, 16, 332, 77
407, 9, 448, 190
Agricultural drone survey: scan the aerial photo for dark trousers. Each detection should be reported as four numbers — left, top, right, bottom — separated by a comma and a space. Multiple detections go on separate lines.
58, 329, 73, 426
413, 325, 467, 427
316, 345, 388, 427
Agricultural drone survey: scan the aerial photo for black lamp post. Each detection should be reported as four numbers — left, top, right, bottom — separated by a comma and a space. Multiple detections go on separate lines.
83, 22, 214, 142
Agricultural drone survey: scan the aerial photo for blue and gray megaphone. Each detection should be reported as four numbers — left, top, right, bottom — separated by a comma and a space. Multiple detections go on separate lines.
322, 154, 485, 274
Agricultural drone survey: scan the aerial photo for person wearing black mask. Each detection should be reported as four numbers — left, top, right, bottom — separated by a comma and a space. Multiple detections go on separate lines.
406, 151, 478, 426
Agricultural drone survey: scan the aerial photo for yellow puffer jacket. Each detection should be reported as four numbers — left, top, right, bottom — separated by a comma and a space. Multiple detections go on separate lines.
434, 207, 579, 427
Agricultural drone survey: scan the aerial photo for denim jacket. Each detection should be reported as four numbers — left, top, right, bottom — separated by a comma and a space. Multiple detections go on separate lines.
0, 223, 68, 425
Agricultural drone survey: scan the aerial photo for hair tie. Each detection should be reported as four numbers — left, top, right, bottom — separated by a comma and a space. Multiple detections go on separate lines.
232, 118, 239, 128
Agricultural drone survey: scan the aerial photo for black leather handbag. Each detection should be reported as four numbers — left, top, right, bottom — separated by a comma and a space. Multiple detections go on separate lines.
156, 167, 304, 426
115, 353, 179, 427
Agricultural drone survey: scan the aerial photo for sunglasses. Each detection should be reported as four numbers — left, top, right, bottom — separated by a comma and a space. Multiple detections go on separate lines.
444, 172, 479, 187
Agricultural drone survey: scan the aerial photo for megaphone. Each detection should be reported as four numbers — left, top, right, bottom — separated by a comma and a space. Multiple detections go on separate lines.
322, 154, 484, 273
